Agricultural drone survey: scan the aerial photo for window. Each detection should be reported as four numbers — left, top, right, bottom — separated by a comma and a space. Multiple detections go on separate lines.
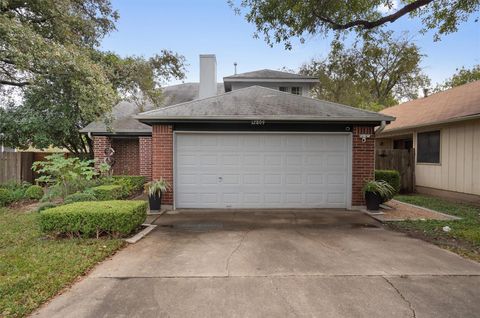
291, 87, 301, 95
417, 131, 440, 163
279, 87, 288, 92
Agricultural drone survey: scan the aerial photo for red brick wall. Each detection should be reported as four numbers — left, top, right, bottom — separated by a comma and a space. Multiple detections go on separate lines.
93, 136, 111, 169
152, 125, 173, 205
139, 137, 152, 180
111, 138, 140, 175
352, 126, 375, 206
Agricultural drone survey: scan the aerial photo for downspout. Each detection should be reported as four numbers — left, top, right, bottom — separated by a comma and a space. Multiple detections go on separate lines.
376, 121, 387, 135
87, 132, 93, 140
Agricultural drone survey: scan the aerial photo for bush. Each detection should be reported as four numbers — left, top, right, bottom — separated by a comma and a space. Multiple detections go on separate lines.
64, 192, 97, 204
36, 202, 57, 212
0, 188, 13, 206
0, 181, 31, 202
89, 185, 123, 200
25, 185, 44, 200
112, 176, 146, 197
375, 170, 401, 195
39, 200, 148, 238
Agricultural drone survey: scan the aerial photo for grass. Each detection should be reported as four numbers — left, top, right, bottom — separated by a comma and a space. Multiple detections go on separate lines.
0, 208, 125, 318
389, 194, 480, 262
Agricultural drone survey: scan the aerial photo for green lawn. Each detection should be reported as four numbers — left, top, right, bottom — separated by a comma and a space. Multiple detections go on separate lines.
390, 194, 480, 262
0, 208, 125, 318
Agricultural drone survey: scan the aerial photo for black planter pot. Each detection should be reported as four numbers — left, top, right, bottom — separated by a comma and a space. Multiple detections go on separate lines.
148, 192, 162, 211
365, 192, 382, 211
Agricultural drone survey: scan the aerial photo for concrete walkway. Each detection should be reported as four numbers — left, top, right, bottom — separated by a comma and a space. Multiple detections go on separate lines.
33, 210, 480, 318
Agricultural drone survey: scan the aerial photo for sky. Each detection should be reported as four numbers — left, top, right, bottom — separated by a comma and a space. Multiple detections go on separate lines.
101, 0, 480, 87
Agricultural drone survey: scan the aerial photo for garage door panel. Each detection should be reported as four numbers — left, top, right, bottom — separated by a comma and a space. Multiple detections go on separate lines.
175, 133, 350, 209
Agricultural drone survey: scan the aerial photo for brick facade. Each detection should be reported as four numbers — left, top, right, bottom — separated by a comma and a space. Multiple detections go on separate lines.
152, 125, 174, 205
94, 125, 376, 207
93, 136, 111, 169
351, 126, 376, 206
139, 137, 152, 180
111, 138, 140, 175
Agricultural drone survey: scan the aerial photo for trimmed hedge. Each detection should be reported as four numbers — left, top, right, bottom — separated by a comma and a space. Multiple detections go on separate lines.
0, 188, 13, 206
112, 176, 146, 197
64, 192, 97, 204
90, 185, 123, 200
39, 200, 148, 238
36, 202, 57, 212
375, 170, 401, 195
25, 185, 44, 200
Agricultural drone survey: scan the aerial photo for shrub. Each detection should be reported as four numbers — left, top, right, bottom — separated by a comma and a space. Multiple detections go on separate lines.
363, 180, 396, 202
89, 185, 123, 200
0, 181, 31, 202
64, 192, 97, 204
36, 202, 57, 212
0, 188, 13, 206
39, 200, 148, 238
112, 176, 146, 197
375, 170, 401, 194
25, 185, 44, 200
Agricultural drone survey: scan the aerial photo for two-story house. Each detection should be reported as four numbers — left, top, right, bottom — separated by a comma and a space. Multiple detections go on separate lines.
82, 54, 393, 209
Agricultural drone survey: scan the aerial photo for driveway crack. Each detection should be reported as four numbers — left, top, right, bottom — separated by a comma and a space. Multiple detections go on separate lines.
269, 277, 299, 317
225, 228, 251, 276
383, 276, 416, 318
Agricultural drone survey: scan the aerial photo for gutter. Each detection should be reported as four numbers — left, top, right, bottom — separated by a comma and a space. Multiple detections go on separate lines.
377, 113, 480, 137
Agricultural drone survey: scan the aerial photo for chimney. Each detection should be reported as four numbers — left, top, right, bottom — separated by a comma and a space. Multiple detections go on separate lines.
199, 54, 217, 99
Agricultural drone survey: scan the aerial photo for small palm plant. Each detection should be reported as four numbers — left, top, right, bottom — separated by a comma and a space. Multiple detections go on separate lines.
362, 180, 396, 210
144, 178, 171, 211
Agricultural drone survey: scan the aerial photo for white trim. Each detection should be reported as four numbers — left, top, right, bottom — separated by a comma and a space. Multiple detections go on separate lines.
173, 131, 353, 210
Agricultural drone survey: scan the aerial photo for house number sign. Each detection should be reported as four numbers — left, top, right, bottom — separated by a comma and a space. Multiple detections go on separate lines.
251, 120, 265, 126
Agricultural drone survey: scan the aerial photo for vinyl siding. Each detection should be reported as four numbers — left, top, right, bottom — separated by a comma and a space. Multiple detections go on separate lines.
413, 118, 480, 195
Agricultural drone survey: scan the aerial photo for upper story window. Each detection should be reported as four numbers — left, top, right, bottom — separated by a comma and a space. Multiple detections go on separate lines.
291, 87, 302, 95
417, 130, 440, 164
279, 87, 288, 92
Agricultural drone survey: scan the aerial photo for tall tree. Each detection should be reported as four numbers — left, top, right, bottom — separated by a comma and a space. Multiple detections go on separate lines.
0, 0, 185, 156
230, 0, 480, 49
300, 31, 430, 110
435, 64, 480, 91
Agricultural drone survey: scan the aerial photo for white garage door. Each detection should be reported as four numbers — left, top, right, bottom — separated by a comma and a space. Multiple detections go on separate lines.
175, 133, 351, 209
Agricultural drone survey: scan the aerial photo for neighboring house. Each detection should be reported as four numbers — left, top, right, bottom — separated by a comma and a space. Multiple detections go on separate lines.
82, 54, 393, 209
376, 81, 480, 203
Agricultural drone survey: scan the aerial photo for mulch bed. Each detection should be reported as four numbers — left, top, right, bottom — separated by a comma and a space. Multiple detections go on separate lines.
371, 199, 458, 221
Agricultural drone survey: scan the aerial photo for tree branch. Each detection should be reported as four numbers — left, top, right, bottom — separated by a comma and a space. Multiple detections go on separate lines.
0, 79, 30, 87
314, 0, 434, 30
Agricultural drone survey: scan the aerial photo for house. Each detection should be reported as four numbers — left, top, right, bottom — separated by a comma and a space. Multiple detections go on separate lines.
376, 81, 480, 203
82, 54, 393, 209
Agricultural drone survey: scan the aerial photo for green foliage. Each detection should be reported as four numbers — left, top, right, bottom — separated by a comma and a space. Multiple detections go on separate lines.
300, 31, 429, 109
0, 188, 13, 207
231, 0, 480, 49
144, 178, 171, 197
32, 154, 97, 199
112, 176, 146, 197
375, 170, 401, 194
392, 195, 480, 260
0, 207, 123, 317
64, 192, 97, 205
89, 185, 123, 201
0, 0, 185, 155
36, 202, 58, 213
362, 180, 396, 201
435, 64, 480, 92
24, 185, 44, 200
39, 200, 147, 238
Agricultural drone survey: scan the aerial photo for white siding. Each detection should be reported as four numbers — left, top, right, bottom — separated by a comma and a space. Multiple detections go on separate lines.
414, 119, 480, 195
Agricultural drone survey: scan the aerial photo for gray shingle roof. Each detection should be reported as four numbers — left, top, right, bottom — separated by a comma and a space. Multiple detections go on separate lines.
136, 86, 394, 123
80, 83, 225, 134
223, 69, 318, 81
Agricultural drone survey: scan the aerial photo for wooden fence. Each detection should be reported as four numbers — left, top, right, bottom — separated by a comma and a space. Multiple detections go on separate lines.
0, 152, 34, 184
375, 149, 415, 193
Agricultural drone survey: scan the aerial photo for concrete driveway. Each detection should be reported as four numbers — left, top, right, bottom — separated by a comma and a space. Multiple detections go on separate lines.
33, 210, 480, 318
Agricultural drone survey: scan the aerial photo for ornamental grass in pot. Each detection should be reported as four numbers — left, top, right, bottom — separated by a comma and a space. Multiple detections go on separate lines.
144, 178, 170, 211
362, 180, 395, 211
